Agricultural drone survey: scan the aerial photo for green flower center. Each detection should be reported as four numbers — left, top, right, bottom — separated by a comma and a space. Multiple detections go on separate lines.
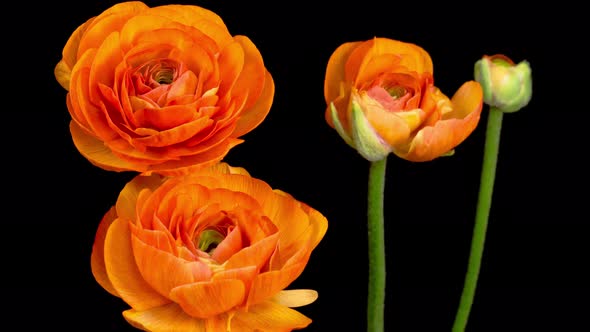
386, 86, 406, 99
197, 229, 225, 254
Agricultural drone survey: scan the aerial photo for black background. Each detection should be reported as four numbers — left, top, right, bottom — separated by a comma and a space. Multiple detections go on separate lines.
5, 0, 588, 331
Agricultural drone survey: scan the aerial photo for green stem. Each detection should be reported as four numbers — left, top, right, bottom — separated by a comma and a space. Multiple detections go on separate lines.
367, 157, 387, 332
452, 108, 504, 332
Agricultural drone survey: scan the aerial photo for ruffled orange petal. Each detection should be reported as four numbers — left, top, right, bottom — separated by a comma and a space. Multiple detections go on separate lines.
345, 39, 374, 84
444, 80, 484, 120
89, 31, 124, 103
271, 289, 319, 308
148, 4, 233, 49
169, 279, 246, 318
133, 116, 214, 148
246, 262, 306, 306
370, 38, 433, 75
357, 92, 412, 147
123, 303, 207, 332
90, 207, 119, 297
130, 233, 212, 297
77, 1, 147, 58
264, 194, 310, 247
115, 173, 163, 221
231, 300, 312, 331
70, 121, 137, 172
104, 217, 169, 311
298, 202, 329, 251
355, 53, 403, 87
225, 232, 279, 270
210, 225, 243, 263
144, 138, 241, 176
232, 70, 274, 138
59, 16, 95, 75
324, 41, 361, 103
230, 35, 267, 111
134, 104, 201, 132
151, 4, 226, 28
394, 82, 483, 161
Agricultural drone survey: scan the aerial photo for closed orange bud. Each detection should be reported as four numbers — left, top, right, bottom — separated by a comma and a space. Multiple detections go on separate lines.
324, 37, 483, 162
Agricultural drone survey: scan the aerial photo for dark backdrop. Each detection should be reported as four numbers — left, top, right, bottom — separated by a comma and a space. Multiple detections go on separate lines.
6, 0, 587, 331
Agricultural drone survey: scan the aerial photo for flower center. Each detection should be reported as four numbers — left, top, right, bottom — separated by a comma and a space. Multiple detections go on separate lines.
154, 67, 175, 84
197, 229, 225, 254
136, 59, 180, 88
385, 86, 407, 99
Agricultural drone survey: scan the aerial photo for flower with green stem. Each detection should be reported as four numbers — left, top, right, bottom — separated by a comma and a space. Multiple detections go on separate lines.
452, 54, 532, 332
324, 37, 484, 332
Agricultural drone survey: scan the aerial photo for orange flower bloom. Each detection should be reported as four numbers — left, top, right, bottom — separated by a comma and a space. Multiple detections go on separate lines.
324, 37, 483, 162
54, 1, 274, 175
91, 163, 327, 331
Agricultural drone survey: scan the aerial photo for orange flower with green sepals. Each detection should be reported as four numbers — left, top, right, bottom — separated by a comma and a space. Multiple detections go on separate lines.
325, 37, 483, 162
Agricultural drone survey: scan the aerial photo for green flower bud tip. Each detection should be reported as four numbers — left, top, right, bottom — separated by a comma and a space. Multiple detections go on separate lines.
474, 54, 532, 113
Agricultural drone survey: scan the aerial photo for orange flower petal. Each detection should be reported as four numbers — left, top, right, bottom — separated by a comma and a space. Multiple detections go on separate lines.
59, 16, 95, 77
149, 4, 233, 49
228, 35, 267, 111
225, 232, 279, 270
231, 300, 312, 331
369, 37, 433, 76
133, 116, 214, 148
77, 2, 147, 59
145, 138, 242, 176
271, 289, 319, 308
394, 82, 483, 162
355, 53, 403, 86
115, 174, 163, 221
345, 39, 375, 84
70, 121, 138, 172
130, 233, 212, 297
123, 303, 207, 332
89, 31, 124, 103
169, 279, 246, 318
246, 262, 306, 306
232, 70, 274, 138
217, 40, 245, 102
104, 217, 169, 311
324, 41, 361, 104
212, 266, 258, 294
357, 92, 412, 147
210, 225, 243, 263
445, 80, 484, 120
134, 104, 199, 132
90, 207, 119, 297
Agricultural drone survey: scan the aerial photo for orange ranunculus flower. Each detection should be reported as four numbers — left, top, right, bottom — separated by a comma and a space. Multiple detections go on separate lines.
91, 163, 328, 331
54, 1, 274, 176
324, 37, 483, 162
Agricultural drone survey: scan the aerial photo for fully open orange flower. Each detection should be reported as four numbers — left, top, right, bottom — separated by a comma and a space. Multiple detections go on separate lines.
55, 1, 274, 175
324, 37, 483, 161
91, 163, 327, 331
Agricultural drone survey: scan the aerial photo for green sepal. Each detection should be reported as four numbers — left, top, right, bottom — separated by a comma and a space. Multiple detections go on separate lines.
330, 102, 354, 147
350, 100, 391, 161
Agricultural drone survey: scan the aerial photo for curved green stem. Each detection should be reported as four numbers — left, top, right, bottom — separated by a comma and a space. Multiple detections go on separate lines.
452, 108, 504, 332
367, 157, 387, 332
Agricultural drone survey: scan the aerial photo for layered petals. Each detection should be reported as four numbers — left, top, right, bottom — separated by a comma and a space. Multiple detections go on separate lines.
91, 163, 327, 331
55, 1, 274, 175
324, 37, 483, 161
